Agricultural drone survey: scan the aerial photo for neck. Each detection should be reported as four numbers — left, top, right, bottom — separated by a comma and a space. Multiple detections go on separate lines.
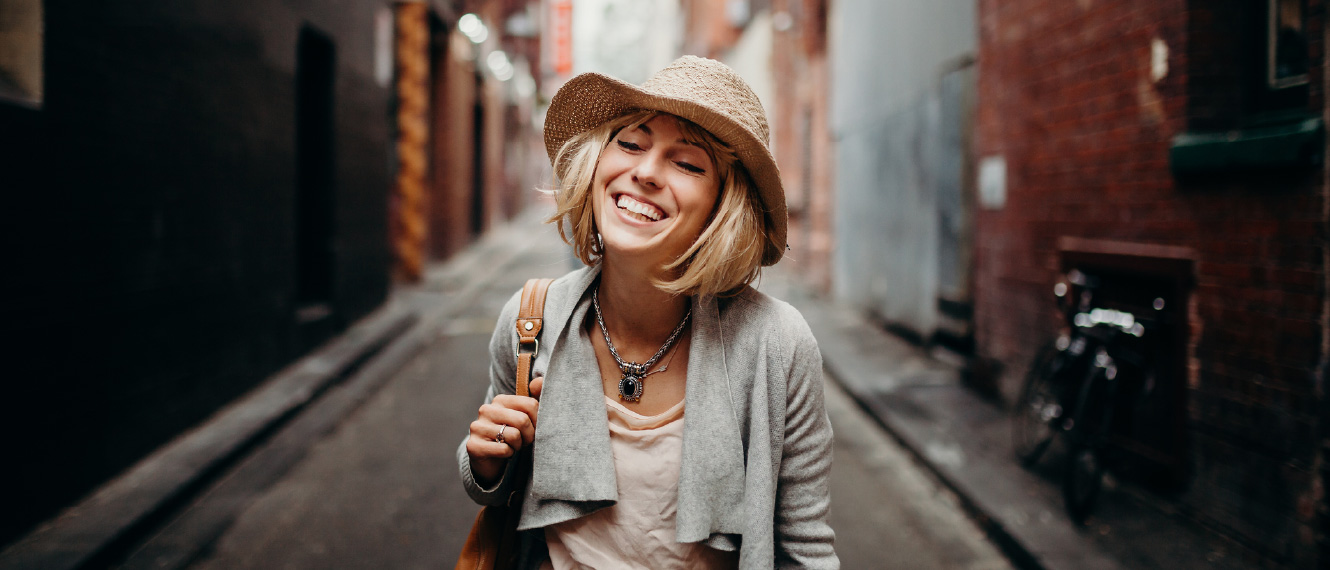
596, 260, 690, 354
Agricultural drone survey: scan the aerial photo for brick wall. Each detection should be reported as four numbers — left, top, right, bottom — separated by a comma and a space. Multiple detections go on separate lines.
975, 0, 1326, 564
771, 0, 835, 294
0, 0, 393, 547
428, 25, 481, 260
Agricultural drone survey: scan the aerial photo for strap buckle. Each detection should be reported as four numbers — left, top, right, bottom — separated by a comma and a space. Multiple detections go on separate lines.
518, 338, 539, 359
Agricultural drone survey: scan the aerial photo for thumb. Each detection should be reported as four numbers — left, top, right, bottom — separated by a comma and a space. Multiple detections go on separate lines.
529, 375, 544, 400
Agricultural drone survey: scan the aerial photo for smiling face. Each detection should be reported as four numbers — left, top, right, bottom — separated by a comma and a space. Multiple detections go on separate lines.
591, 114, 722, 272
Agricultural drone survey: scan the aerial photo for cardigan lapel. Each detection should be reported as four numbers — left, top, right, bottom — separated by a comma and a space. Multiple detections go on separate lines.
527, 266, 618, 507
675, 294, 748, 542
523, 268, 747, 540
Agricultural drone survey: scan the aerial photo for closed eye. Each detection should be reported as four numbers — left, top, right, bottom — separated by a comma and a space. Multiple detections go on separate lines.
676, 161, 705, 174
616, 140, 643, 152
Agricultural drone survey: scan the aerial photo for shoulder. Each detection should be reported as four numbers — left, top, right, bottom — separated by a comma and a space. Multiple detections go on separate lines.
493, 265, 596, 345
715, 286, 819, 361
497, 266, 594, 319
494, 265, 590, 325
543, 265, 596, 310
721, 287, 816, 340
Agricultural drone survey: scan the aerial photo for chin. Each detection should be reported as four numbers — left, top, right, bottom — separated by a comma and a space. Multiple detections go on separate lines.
601, 236, 688, 268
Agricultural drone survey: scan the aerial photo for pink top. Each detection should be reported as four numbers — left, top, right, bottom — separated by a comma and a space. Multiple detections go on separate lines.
540, 397, 739, 569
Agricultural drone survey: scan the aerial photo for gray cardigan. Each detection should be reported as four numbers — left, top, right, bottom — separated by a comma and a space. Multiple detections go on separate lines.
457, 265, 839, 569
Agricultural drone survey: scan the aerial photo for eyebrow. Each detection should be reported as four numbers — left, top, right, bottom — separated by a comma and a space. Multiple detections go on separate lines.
632, 123, 706, 150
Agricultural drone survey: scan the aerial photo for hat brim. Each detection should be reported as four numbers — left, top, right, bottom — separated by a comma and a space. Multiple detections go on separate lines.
544, 72, 787, 266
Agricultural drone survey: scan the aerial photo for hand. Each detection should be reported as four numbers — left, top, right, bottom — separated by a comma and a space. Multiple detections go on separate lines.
466, 375, 544, 486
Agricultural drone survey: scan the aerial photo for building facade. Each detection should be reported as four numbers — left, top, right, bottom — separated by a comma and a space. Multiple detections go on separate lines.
0, 0, 540, 548
0, 0, 395, 546
652, 0, 1329, 564
769, 0, 835, 295
974, 0, 1327, 564
675, 0, 837, 297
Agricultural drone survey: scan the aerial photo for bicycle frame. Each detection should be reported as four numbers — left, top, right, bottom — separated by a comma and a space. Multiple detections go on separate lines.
1014, 268, 1165, 523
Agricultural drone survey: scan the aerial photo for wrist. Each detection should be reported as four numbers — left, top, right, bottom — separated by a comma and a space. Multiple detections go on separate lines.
471, 455, 505, 489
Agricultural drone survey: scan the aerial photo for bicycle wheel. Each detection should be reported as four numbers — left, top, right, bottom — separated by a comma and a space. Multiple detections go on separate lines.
1063, 443, 1104, 524
1062, 355, 1115, 524
1012, 341, 1067, 465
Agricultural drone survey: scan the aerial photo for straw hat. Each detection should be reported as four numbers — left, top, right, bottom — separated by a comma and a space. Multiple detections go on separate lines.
544, 55, 787, 266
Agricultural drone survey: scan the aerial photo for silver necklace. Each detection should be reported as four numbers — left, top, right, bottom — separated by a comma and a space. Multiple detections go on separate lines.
592, 288, 691, 402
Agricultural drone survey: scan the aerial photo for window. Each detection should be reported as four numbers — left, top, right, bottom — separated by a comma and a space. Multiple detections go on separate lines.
1170, 0, 1322, 174
1269, 0, 1309, 89
0, 0, 42, 107
1249, 0, 1309, 117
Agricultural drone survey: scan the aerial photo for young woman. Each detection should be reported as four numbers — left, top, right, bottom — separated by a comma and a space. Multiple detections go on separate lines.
459, 56, 838, 569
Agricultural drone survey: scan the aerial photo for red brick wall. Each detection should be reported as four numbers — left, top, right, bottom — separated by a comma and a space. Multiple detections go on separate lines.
428, 27, 480, 260
771, 0, 835, 293
974, 0, 1325, 564
682, 0, 742, 57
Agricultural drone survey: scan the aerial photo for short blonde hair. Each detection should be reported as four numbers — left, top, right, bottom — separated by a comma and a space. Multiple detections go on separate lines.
548, 110, 767, 297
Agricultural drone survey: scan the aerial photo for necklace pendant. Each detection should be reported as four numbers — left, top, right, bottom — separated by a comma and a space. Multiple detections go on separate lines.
619, 374, 644, 402
594, 287, 688, 405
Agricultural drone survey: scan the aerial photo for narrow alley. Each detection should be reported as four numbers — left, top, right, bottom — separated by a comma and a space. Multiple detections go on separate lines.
113, 207, 1011, 569
4, 0, 1327, 568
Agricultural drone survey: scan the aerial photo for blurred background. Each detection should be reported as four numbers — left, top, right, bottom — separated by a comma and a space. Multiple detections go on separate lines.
0, 0, 1326, 568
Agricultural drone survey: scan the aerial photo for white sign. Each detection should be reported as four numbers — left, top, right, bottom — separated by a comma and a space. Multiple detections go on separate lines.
1151, 38, 1168, 83
374, 7, 393, 88
979, 155, 1006, 210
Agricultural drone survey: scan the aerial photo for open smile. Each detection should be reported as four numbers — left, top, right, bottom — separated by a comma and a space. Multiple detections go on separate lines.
614, 193, 667, 223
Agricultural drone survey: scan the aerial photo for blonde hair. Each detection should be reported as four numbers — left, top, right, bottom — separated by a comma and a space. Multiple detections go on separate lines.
548, 110, 767, 297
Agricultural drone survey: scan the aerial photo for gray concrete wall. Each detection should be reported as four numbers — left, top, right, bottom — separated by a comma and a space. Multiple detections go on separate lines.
829, 0, 975, 335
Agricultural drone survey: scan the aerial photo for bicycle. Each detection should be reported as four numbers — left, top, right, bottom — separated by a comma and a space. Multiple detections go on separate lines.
1011, 269, 1166, 523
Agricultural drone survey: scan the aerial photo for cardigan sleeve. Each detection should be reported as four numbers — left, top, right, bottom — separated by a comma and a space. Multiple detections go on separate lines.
773, 315, 840, 569
457, 289, 523, 506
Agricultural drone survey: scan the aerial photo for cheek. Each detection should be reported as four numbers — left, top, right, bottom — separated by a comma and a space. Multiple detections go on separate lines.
688, 182, 721, 219
590, 168, 612, 214
594, 150, 631, 183
589, 185, 607, 228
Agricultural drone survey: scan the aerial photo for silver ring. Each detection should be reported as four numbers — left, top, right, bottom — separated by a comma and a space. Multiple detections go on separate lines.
495, 425, 507, 445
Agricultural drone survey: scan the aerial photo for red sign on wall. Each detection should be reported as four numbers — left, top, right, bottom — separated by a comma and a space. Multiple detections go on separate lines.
550, 0, 573, 76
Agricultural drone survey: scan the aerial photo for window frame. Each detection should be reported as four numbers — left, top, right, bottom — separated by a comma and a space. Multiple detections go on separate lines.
0, 0, 43, 109
1267, 0, 1310, 91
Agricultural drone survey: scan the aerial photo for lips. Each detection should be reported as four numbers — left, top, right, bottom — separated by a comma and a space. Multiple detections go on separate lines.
615, 194, 665, 222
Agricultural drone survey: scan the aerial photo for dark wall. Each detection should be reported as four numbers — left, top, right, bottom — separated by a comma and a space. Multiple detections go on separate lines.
0, 0, 393, 546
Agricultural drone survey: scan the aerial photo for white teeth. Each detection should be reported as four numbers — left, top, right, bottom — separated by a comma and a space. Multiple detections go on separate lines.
616, 195, 663, 221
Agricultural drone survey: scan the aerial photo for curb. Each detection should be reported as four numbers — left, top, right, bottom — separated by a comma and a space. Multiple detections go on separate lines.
819, 356, 1051, 570
776, 284, 1126, 570
0, 307, 416, 570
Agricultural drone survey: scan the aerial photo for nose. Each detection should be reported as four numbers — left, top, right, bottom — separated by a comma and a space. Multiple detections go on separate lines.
630, 150, 665, 189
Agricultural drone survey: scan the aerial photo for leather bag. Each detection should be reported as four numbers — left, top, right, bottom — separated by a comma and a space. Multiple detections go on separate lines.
455, 278, 553, 570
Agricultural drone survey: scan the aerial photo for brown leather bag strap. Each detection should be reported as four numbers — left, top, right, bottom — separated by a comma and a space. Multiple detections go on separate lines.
515, 278, 554, 398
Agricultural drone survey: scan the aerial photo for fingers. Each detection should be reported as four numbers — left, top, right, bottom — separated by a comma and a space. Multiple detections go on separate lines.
466, 420, 515, 458
473, 396, 537, 449
490, 395, 539, 440
464, 379, 545, 483
464, 429, 508, 485
529, 375, 544, 400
